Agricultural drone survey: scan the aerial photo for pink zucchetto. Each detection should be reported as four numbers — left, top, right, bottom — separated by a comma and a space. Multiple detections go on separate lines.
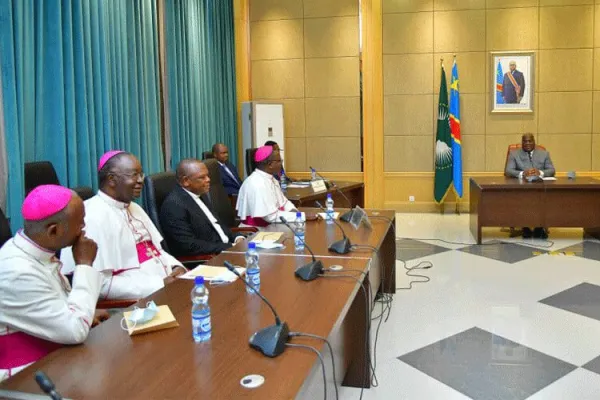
98, 150, 125, 171
22, 185, 73, 221
254, 145, 274, 162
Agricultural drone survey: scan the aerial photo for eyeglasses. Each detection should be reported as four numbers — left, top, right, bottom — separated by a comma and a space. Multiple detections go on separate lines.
110, 171, 145, 181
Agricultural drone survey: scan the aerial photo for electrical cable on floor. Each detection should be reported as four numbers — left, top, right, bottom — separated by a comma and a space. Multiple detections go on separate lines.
396, 259, 433, 291
396, 236, 555, 249
319, 273, 370, 399
289, 332, 339, 400
285, 343, 327, 400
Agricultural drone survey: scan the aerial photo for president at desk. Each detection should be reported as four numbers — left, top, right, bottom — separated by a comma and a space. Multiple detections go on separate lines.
505, 133, 555, 238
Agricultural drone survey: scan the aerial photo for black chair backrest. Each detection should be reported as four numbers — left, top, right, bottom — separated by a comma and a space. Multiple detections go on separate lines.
245, 148, 258, 177
73, 186, 94, 201
0, 208, 12, 248
24, 161, 60, 195
142, 172, 178, 237
202, 151, 214, 160
204, 159, 237, 228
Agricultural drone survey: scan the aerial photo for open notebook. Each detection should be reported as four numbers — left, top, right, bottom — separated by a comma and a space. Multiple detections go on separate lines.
179, 265, 246, 281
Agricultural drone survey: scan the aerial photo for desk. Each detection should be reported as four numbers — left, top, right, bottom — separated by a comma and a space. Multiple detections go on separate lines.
286, 181, 364, 208
225, 208, 397, 293
0, 254, 372, 398
470, 177, 600, 244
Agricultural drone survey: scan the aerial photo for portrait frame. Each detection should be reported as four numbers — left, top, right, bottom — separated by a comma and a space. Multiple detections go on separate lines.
490, 51, 535, 114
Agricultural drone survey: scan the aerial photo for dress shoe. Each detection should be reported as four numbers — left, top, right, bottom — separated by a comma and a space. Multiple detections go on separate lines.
522, 227, 533, 239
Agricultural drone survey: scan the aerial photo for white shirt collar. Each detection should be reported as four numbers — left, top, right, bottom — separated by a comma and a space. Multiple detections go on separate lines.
255, 168, 276, 181
14, 230, 56, 264
98, 190, 129, 210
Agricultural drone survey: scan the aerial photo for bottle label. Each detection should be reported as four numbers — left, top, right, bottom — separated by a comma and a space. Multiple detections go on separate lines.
249, 271, 260, 286
193, 314, 211, 333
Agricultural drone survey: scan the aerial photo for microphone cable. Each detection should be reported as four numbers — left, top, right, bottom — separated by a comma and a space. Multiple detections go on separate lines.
289, 332, 339, 400
285, 343, 327, 400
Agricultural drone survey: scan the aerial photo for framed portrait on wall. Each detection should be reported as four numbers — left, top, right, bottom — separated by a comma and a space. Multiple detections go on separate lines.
490, 51, 534, 114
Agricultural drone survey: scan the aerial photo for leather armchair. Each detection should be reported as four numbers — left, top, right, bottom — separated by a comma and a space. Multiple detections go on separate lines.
0, 208, 12, 248
245, 148, 258, 177
24, 160, 94, 199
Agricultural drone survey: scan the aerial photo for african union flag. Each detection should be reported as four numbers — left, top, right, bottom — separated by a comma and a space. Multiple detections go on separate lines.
449, 60, 462, 198
434, 64, 452, 204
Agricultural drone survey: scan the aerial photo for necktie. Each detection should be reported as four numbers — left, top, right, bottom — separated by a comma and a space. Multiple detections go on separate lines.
528, 152, 533, 165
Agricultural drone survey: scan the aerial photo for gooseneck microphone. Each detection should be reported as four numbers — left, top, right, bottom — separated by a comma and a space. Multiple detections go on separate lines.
309, 166, 354, 222
315, 201, 352, 254
35, 371, 63, 400
224, 261, 290, 357
279, 216, 325, 281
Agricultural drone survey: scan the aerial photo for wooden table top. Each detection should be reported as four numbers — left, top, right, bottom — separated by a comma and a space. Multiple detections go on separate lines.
470, 176, 600, 190
1, 253, 370, 399
284, 181, 363, 205
225, 208, 396, 259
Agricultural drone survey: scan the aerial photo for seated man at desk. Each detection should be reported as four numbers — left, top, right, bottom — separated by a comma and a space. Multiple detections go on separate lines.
160, 159, 244, 257
236, 145, 299, 227
264, 140, 293, 182
505, 133, 556, 239
213, 143, 243, 195
0, 185, 106, 381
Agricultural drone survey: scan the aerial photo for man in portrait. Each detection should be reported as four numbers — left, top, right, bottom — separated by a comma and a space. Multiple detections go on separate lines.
502, 60, 525, 104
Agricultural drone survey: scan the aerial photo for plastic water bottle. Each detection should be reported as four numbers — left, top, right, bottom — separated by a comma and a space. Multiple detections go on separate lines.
191, 276, 211, 343
325, 193, 335, 225
245, 242, 260, 294
311, 167, 317, 181
294, 211, 305, 251
280, 171, 287, 191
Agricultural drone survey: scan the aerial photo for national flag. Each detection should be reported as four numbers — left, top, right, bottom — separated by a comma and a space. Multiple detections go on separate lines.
434, 64, 453, 204
449, 60, 462, 198
496, 61, 504, 104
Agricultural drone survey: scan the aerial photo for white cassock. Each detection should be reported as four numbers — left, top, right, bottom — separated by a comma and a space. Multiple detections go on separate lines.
236, 169, 298, 227
0, 231, 101, 381
60, 191, 184, 300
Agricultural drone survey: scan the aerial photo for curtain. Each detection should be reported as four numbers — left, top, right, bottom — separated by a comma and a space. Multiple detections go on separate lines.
164, 0, 238, 169
0, 0, 163, 230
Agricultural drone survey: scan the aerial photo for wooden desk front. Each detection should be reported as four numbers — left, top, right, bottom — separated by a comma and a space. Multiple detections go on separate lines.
470, 177, 600, 244
0, 254, 372, 399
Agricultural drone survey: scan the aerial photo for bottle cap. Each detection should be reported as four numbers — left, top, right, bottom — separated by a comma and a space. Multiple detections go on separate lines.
248, 242, 257, 249
194, 276, 205, 285
327, 193, 332, 199
296, 211, 302, 217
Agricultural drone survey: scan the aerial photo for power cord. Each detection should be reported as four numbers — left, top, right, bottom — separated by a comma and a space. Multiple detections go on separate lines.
319, 273, 370, 399
396, 259, 433, 291
289, 332, 339, 400
396, 236, 555, 249
286, 343, 327, 400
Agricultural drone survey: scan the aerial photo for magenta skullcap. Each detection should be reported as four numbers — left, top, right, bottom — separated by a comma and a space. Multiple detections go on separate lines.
98, 150, 125, 171
22, 185, 73, 221
254, 145, 274, 162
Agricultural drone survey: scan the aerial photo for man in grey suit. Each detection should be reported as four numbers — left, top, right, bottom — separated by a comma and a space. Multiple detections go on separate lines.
505, 133, 555, 238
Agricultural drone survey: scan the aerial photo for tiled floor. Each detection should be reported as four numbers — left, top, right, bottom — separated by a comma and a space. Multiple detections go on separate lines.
339, 213, 600, 400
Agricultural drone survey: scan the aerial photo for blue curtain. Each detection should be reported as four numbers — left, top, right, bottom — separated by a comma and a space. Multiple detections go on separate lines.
164, 0, 238, 169
0, 0, 164, 230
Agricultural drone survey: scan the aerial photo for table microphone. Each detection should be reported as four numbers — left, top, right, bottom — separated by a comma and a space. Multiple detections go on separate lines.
279, 216, 324, 281
309, 166, 355, 222
314, 201, 352, 254
223, 261, 290, 358
34, 371, 63, 400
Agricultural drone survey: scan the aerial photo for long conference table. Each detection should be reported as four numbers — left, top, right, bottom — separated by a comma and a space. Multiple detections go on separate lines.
1, 207, 396, 399
285, 181, 364, 208
470, 176, 600, 244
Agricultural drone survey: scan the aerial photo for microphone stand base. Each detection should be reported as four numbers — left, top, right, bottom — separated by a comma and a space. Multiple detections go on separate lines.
249, 322, 290, 358
295, 260, 325, 281
328, 237, 352, 254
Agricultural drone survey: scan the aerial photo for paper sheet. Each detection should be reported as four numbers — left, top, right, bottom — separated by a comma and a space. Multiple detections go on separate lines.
123, 305, 179, 336
251, 231, 284, 242
179, 265, 246, 281
542, 177, 557, 181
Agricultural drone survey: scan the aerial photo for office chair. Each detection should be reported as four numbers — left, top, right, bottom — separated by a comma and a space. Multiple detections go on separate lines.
202, 151, 214, 160
24, 161, 94, 200
245, 148, 258, 177
0, 208, 12, 248
204, 159, 257, 233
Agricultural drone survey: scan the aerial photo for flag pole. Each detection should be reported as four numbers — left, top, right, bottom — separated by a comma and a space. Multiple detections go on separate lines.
439, 56, 443, 216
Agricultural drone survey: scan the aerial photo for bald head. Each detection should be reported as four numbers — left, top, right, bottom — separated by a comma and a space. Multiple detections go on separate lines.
176, 159, 211, 196
521, 133, 535, 152
212, 143, 229, 163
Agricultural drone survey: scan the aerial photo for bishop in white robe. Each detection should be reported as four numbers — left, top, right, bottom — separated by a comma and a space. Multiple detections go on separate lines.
236, 145, 299, 227
0, 185, 102, 381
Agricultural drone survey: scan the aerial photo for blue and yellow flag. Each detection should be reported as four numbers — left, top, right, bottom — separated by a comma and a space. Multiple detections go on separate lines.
449, 60, 462, 198
496, 61, 504, 105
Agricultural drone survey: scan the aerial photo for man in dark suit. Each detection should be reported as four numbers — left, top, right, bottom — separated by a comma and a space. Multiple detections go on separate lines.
159, 159, 244, 257
505, 133, 555, 239
212, 143, 242, 195
502, 60, 525, 104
